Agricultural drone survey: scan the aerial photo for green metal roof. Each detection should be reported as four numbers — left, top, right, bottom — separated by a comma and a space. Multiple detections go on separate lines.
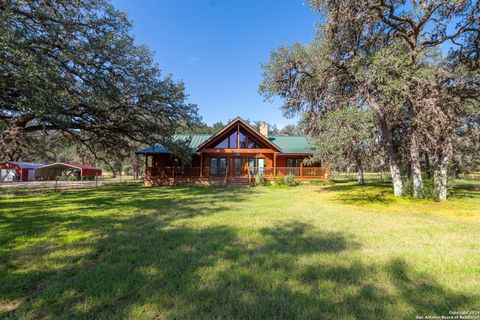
136, 134, 313, 155
136, 134, 212, 154
268, 136, 313, 154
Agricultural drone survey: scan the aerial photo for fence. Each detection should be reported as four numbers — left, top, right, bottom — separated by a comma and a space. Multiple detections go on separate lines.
0, 175, 143, 192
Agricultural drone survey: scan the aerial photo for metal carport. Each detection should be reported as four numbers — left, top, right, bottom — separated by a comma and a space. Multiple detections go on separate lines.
34, 163, 102, 180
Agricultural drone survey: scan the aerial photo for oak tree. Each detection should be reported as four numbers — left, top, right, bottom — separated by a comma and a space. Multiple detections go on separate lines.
0, 0, 200, 161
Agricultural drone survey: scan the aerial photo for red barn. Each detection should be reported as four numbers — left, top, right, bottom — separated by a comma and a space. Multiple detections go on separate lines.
0, 162, 45, 182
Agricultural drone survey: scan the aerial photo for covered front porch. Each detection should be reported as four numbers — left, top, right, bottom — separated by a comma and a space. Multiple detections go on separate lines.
138, 118, 331, 186
143, 153, 331, 186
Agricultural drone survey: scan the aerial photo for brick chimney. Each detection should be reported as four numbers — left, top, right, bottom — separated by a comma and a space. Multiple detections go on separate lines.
259, 123, 268, 137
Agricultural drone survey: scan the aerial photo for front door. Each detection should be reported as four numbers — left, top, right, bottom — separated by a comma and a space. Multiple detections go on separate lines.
229, 158, 245, 177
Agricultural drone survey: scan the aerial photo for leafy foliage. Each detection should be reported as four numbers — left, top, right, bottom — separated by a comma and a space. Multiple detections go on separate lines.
0, 0, 200, 161
255, 170, 266, 186
284, 172, 297, 186
260, 0, 480, 200
305, 108, 376, 167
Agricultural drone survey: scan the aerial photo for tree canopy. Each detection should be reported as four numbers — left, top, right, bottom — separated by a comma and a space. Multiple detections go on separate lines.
0, 0, 200, 161
261, 0, 479, 200
304, 108, 376, 185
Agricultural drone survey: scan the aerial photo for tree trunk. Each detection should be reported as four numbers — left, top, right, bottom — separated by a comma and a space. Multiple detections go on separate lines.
369, 98, 403, 196
356, 158, 365, 185
410, 132, 424, 198
438, 163, 448, 201
424, 152, 431, 178
433, 161, 449, 201
433, 139, 453, 201
134, 154, 139, 180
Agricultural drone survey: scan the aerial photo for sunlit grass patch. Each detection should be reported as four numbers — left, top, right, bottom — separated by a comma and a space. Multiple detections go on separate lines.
319, 178, 480, 219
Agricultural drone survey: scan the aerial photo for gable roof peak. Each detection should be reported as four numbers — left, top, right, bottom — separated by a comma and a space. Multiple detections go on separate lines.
195, 116, 282, 152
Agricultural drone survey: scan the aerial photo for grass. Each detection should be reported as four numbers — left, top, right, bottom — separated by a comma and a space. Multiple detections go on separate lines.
0, 179, 479, 319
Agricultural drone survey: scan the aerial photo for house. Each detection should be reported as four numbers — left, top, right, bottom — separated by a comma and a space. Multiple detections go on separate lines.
34, 163, 102, 180
136, 117, 330, 186
0, 162, 45, 182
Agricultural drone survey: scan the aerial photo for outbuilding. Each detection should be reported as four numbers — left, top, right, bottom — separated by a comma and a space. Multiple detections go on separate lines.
0, 162, 45, 182
34, 163, 102, 180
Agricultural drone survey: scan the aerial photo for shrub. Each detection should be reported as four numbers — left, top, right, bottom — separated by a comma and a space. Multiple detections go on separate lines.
284, 173, 296, 186
255, 170, 266, 186
274, 178, 285, 186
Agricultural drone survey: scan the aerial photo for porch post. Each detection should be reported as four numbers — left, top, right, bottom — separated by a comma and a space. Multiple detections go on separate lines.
144, 155, 148, 175
152, 155, 156, 176
300, 161, 303, 177
225, 157, 229, 184
273, 152, 277, 177
200, 153, 203, 177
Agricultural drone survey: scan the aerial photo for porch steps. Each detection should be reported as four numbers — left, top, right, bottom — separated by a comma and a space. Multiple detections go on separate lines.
226, 177, 250, 187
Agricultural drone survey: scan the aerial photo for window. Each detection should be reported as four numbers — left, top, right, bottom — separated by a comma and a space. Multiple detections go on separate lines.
287, 158, 302, 167
228, 131, 238, 149
286, 158, 301, 175
212, 127, 262, 149
247, 138, 260, 149
257, 158, 265, 167
210, 157, 227, 176
239, 132, 247, 148
248, 158, 265, 175
248, 158, 256, 168
240, 129, 260, 149
214, 131, 238, 148
214, 138, 228, 148
219, 158, 227, 175
234, 158, 241, 175
210, 158, 217, 175
247, 158, 265, 167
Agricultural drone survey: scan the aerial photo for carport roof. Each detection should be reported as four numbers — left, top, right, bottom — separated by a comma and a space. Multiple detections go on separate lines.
36, 163, 101, 171
1, 162, 45, 169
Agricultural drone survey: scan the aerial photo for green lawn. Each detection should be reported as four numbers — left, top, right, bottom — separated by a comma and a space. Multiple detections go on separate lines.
1, 180, 479, 319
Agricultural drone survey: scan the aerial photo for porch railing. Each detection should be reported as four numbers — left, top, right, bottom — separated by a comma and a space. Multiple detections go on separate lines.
272, 167, 329, 178
145, 166, 330, 179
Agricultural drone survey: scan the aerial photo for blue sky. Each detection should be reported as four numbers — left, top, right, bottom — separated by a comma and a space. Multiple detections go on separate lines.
111, 0, 318, 127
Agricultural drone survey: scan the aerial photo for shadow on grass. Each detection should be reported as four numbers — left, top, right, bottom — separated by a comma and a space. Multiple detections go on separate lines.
0, 185, 254, 250
0, 185, 477, 319
450, 180, 480, 199
320, 179, 396, 205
